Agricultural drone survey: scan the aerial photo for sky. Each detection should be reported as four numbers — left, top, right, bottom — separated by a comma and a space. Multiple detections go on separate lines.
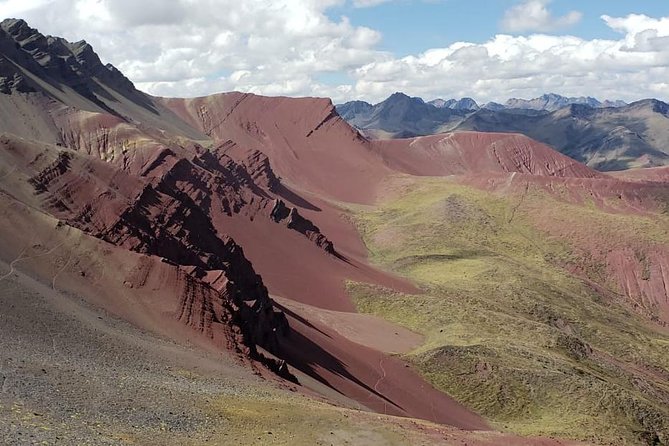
1, 0, 668, 104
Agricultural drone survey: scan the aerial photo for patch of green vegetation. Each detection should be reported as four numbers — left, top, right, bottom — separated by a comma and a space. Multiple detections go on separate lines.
349, 178, 669, 446
199, 392, 416, 446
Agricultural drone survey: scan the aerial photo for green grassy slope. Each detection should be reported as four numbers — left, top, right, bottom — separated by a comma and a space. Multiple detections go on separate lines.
349, 178, 669, 446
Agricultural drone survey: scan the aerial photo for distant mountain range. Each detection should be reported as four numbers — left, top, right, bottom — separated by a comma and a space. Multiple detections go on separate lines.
497, 93, 627, 112
336, 92, 470, 139
336, 92, 669, 171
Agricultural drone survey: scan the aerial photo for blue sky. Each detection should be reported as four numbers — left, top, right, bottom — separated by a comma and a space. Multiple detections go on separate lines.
329, 1, 669, 56
3, 0, 669, 103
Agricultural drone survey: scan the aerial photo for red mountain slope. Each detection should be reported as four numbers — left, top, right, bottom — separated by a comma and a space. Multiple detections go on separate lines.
373, 131, 603, 178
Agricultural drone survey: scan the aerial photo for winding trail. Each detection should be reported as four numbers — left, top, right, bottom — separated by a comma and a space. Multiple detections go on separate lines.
0, 248, 27, 282
373, 356, 388, 414
373, 356, 387, 393
507, 180, 530, 224
0, 241, 66, 283
504, 171, 517, 192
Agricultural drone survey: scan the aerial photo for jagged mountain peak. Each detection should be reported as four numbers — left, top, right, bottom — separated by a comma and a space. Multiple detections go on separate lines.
429, 97, 479, 110
0, 18, 140, 105
428, 98, 455, 108
0, 17, 32, 36
385, 91, 424, 104
553, 102, 596, 118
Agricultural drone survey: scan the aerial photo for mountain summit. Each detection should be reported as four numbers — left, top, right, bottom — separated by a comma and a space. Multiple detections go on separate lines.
0, 18, 140, 104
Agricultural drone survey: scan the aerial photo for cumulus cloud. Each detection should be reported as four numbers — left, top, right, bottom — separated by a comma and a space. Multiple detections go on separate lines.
349, 13, 669, 103
603, 14, 669, 52
501, 0, 582, 33
1, 1, 668, 104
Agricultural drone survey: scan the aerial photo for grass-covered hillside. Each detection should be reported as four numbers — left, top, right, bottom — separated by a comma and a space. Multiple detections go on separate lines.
349, 177, 669, 446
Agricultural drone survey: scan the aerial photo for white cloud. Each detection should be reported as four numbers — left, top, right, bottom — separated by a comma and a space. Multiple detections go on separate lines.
501, 0, 582, 33
349, 14, 669, 103
0, 0, 51, 16
603, 14, 669, 36
603, 14, 669, 52
352, 0, 392, 7
2, 1, 669, 104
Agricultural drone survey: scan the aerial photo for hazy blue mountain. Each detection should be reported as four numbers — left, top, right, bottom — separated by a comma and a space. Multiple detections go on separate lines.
335, 92, 469, 138
337, 92, 667, 170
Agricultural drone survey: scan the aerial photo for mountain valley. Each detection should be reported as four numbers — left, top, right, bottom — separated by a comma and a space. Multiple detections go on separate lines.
0, 18, 668, 446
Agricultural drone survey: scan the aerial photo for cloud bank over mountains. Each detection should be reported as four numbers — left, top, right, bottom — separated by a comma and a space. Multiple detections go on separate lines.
2, 0, 668, 103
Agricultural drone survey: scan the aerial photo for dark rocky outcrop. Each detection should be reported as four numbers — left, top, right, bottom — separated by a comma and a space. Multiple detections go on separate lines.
25, 144, 295, 379
270, 199, 336, 254
0, 18, 156, 114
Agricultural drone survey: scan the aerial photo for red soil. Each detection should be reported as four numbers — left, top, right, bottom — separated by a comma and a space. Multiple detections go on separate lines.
372, 131, 603, 178
2, 84, 666, 442
156, 94, 419, 309
279, 306, 490, 430
213, 213, 416, 311
158, 93, 392, 204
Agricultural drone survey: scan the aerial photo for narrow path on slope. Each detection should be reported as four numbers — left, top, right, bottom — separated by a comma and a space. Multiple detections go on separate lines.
373, 356, 387, 393
372, 356, 387, 414
0, 241, 66, 283
0, 248, 27, 282
504, 171, 516, 192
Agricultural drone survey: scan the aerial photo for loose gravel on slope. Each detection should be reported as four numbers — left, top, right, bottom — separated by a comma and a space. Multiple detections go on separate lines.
0, 262, 265, 445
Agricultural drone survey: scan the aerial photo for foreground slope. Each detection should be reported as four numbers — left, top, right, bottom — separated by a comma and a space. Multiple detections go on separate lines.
1, 254, 573, 445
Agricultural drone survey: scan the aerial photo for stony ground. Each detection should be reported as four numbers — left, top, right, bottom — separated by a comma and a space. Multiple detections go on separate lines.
0, 261, 267, 445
